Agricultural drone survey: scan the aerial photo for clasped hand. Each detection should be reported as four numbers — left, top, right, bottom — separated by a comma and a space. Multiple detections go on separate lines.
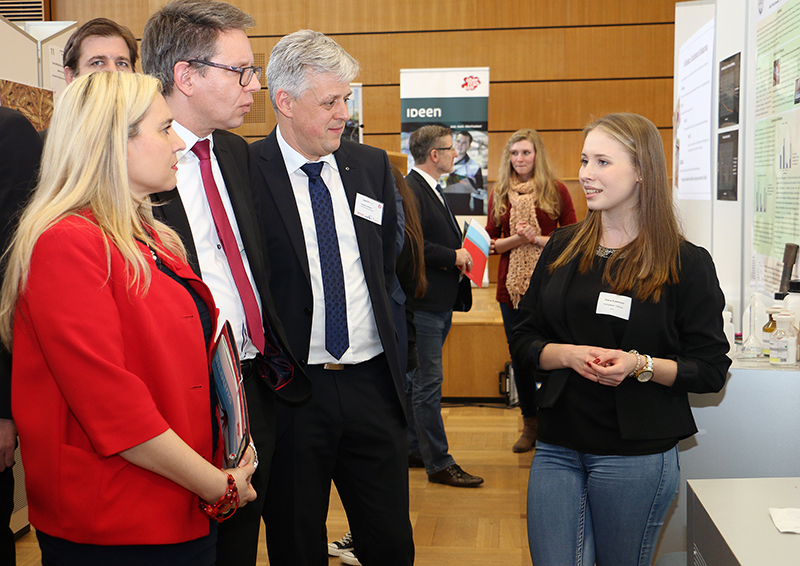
515, 221, 538, 244
565, 345, 638, 387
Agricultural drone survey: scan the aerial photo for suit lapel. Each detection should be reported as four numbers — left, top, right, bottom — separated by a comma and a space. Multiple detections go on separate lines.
411, 170, 461, 240
334, 144, 374, 264
257, 133, 312, 285
151, 189, 201, 277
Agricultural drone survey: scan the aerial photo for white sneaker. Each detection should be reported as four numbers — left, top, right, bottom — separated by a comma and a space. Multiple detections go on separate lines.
327, 531, 355, 557
340, 550, 362, 566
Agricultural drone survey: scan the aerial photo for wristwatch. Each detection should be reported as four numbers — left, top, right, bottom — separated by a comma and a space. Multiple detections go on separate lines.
635, 354, 654, 382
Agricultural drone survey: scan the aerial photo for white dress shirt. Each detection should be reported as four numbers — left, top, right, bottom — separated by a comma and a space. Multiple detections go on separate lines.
276, 126, 383, 364
172, 121, 262, 360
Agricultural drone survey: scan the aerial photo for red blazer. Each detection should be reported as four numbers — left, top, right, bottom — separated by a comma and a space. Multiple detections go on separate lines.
12, 214, 219, 545
486, 182, 576, 307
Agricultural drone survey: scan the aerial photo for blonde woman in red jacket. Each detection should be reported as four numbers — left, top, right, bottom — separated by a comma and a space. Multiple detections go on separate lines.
0, 72, 255, 566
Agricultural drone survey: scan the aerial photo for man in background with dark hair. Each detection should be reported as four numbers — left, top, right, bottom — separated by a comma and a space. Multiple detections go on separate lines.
0, 107, 43, 566
62, 17, 138, 84
406, 124, 482, 488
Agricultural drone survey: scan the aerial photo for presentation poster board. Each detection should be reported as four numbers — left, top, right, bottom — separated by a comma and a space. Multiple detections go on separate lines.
753, 0, 800, 292
400, 67, 490, 215
675, 19, 715, 200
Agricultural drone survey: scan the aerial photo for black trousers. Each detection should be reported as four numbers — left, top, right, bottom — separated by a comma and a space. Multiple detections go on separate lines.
265, 354, 414, 566
0, 464, 14, 565
215, 364, 277, 566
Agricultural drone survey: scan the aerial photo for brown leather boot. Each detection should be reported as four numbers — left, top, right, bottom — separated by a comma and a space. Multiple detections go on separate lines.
512, 417, 538, 453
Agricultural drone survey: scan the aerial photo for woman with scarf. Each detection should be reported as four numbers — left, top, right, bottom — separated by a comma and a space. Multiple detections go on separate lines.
486, 129, 576, 453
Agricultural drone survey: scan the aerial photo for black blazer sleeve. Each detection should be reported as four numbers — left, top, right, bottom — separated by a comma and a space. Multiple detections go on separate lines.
0, 108, 43, 419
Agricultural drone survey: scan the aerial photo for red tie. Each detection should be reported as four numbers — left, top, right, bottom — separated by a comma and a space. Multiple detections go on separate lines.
191, 139, 265, 353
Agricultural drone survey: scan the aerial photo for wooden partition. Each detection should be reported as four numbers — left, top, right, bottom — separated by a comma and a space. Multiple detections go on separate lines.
50, 0, 678, 182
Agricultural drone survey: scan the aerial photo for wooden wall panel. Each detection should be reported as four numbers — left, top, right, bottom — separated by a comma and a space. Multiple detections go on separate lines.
357, 79, 672, 136
489, 79, 674, 131
246, 0, 676, 36
51, 0, 159, 37
384, 25, 674, 83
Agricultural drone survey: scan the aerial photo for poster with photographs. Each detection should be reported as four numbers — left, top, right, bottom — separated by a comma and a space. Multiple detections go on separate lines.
400, 67, 489, 215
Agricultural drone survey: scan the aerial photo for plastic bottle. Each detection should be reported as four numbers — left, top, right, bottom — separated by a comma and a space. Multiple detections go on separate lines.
770, 312, 798, 365
785, 280, 800, 332
763, 307, 783, 356
722, 310, 735, 355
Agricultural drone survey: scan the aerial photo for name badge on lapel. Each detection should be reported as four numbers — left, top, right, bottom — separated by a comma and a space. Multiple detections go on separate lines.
354, 193, 384, 225
596, 292, 632, 320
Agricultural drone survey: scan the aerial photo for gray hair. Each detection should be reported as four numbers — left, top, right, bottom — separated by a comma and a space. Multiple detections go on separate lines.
141, 0, 255, 96
267, 29, 359, 109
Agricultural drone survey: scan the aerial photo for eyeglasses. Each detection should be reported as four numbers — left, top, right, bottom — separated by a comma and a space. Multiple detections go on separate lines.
433, 146, 454, 152
186, 59, 263, 87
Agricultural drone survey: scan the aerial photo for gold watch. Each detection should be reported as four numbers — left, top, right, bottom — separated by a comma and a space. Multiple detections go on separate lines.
635, 354, 654, 382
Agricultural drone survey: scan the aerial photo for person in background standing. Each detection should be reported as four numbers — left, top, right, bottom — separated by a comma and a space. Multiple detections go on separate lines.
0, 105, 43, 566
486, 128, 576, 453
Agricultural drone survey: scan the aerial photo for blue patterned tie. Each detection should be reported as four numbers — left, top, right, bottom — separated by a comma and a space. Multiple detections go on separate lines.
301, 162, 349, 360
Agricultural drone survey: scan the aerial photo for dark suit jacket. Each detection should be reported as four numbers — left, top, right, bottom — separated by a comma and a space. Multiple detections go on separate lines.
0, 107, 43, 420
510, 224, 731, 441
150, 129, 308, 403
250, 129, 406, 417
406, 169, 471, 313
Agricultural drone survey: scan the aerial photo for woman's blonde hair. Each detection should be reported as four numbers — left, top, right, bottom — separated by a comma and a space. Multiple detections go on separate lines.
549, 113, 683, 302
0, 71, 185, 346
491, 128, 561, 226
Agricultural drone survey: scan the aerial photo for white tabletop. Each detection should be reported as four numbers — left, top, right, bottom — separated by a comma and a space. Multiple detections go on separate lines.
688, 478, 800, 565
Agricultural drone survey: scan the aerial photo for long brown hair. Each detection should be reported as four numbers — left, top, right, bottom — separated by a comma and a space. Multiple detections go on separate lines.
391, 165, 427, 298
549, 113, 683, 302
492, 129, 561, 226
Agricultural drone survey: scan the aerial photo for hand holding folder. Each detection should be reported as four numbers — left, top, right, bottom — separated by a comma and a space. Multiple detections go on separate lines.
461, 218, 491, 288
211, 321, 250, 468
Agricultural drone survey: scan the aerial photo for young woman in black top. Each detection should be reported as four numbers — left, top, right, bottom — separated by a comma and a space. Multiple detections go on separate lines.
511, 113, 731, 566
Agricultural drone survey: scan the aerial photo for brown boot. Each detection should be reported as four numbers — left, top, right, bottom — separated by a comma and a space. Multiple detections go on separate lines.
513, 417, 538, 453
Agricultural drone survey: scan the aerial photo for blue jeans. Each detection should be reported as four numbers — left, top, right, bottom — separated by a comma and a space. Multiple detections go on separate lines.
408, 310, 456, 474
527, 442, 679, 566
499, 302, 537, 418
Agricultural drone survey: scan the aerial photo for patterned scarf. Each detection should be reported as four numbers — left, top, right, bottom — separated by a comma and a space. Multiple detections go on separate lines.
506, 178, 542, 308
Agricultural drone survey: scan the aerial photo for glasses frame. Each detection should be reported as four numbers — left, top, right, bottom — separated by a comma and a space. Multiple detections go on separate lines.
432, 146, 454, 151
186, 59, 263, 87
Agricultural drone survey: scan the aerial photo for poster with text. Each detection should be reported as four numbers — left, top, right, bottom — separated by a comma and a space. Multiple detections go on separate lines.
675, 19, 715, 200
400, 67, 489, 215
754, 0, 800, 293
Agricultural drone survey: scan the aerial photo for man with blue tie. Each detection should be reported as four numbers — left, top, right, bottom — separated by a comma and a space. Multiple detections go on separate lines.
250, 29, 413, 566
405, 125, 483, 488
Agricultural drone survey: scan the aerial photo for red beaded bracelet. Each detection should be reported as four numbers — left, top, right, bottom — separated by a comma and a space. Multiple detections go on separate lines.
198, 473, 239, 522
